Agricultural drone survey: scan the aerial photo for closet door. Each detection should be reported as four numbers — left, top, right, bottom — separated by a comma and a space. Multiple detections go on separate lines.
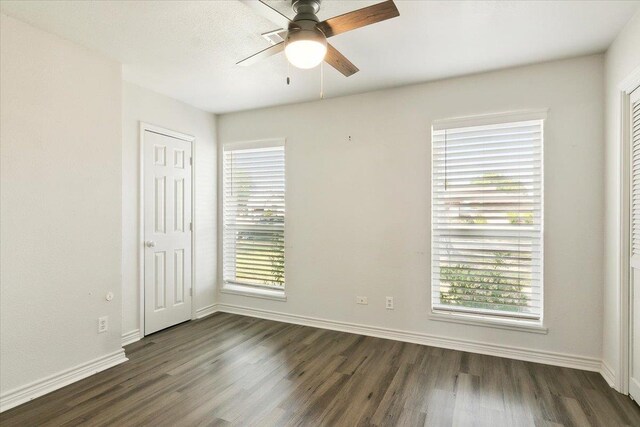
143, 129, 193, 335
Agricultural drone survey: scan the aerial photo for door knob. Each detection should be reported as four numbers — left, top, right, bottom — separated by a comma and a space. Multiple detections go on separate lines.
145, 241, 156, 248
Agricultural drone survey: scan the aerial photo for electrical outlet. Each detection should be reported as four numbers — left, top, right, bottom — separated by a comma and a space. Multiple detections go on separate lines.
356, 296, 368, 305
98, 316, 108, 333
386, 297, 394, 310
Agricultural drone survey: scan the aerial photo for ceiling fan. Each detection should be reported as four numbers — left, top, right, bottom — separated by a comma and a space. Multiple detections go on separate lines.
237, 0, 400, 77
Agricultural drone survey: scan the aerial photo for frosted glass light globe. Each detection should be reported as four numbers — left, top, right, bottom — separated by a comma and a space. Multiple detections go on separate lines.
285, 28, 327, 69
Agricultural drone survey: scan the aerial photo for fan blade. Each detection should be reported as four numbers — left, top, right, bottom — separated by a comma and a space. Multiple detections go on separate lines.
237, 0, 292, 29
316, 0, 399, 38
325, 44, 359, 77
236, 42, 284, 66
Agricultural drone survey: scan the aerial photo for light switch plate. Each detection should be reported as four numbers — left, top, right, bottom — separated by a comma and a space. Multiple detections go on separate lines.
98, 316, 108, 333
386, 297, 394, 310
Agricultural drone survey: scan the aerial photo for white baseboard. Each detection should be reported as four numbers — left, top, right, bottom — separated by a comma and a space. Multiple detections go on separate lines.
196, 304, 218, 319
0, 306, 610, 413
214, 303, 602, 372
600, 360, 616, 389
0, 349, 128, 413
122, 329, 141, 346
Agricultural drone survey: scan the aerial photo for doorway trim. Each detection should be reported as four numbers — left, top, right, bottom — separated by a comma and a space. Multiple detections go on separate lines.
139, 122, 196, 337
619, 66, 640, 394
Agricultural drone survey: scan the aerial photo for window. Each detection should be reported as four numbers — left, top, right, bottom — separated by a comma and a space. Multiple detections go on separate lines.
431, 112, 544, 322
223, 139, 285, 292
631, 88, 640, 261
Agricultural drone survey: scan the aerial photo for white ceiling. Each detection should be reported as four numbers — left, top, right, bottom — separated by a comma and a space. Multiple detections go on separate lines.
1, 1, 638, 113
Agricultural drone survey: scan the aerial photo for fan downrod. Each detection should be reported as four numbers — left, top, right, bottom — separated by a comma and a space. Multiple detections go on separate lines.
291, 0, 321, 23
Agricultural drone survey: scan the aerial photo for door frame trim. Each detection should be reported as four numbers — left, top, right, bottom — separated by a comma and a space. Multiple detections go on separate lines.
619, 66, 640, 394
139, 122, 196, 337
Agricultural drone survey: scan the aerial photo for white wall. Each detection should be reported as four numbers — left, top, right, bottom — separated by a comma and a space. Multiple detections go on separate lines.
217, 55, 605, 363
0, 14, 123, 396
122, 82, 217, 336
603, 11, 640, 390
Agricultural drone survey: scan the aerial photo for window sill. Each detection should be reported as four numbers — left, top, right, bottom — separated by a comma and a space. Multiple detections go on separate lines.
429, 310, 548, 334
220, 282, 287, 302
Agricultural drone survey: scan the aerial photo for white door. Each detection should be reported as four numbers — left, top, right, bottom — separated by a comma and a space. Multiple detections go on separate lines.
630, 87, 640, 402
143, 129, 193, 335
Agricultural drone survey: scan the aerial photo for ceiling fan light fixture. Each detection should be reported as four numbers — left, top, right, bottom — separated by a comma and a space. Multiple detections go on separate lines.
284, 28, 327, 69
238, 0, 399, 77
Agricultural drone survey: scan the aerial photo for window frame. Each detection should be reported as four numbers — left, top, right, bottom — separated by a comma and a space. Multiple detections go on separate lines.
430, 110, 547, 332
221, 138, 287, 301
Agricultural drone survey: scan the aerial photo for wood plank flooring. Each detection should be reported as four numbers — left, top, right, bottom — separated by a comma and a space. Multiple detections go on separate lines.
2, 312, 639, 426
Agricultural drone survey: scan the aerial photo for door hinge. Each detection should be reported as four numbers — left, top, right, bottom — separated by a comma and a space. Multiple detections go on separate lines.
189, 157, 193, 166
189, 288, 193, 297
189, 222, 193, 231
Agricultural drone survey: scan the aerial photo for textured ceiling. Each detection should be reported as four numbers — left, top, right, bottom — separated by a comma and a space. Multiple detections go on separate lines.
1, 1, 638, 113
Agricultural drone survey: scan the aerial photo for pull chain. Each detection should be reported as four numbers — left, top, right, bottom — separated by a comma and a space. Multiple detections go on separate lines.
285, 37, 290, 85
287, 59, 290, 85
320, 60, 324, 99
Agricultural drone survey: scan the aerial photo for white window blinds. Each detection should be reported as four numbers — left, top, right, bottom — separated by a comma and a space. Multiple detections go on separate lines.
223, 140, 285, 288
431, 115, 544, 320
631, 89, 640, 259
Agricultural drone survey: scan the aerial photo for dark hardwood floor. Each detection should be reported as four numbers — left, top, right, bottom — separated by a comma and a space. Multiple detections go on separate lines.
2, 312, 639, 426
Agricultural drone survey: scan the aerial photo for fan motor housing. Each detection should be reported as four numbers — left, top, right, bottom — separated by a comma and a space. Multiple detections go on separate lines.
286, 23, 326, 49
288, 0, 325, 47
